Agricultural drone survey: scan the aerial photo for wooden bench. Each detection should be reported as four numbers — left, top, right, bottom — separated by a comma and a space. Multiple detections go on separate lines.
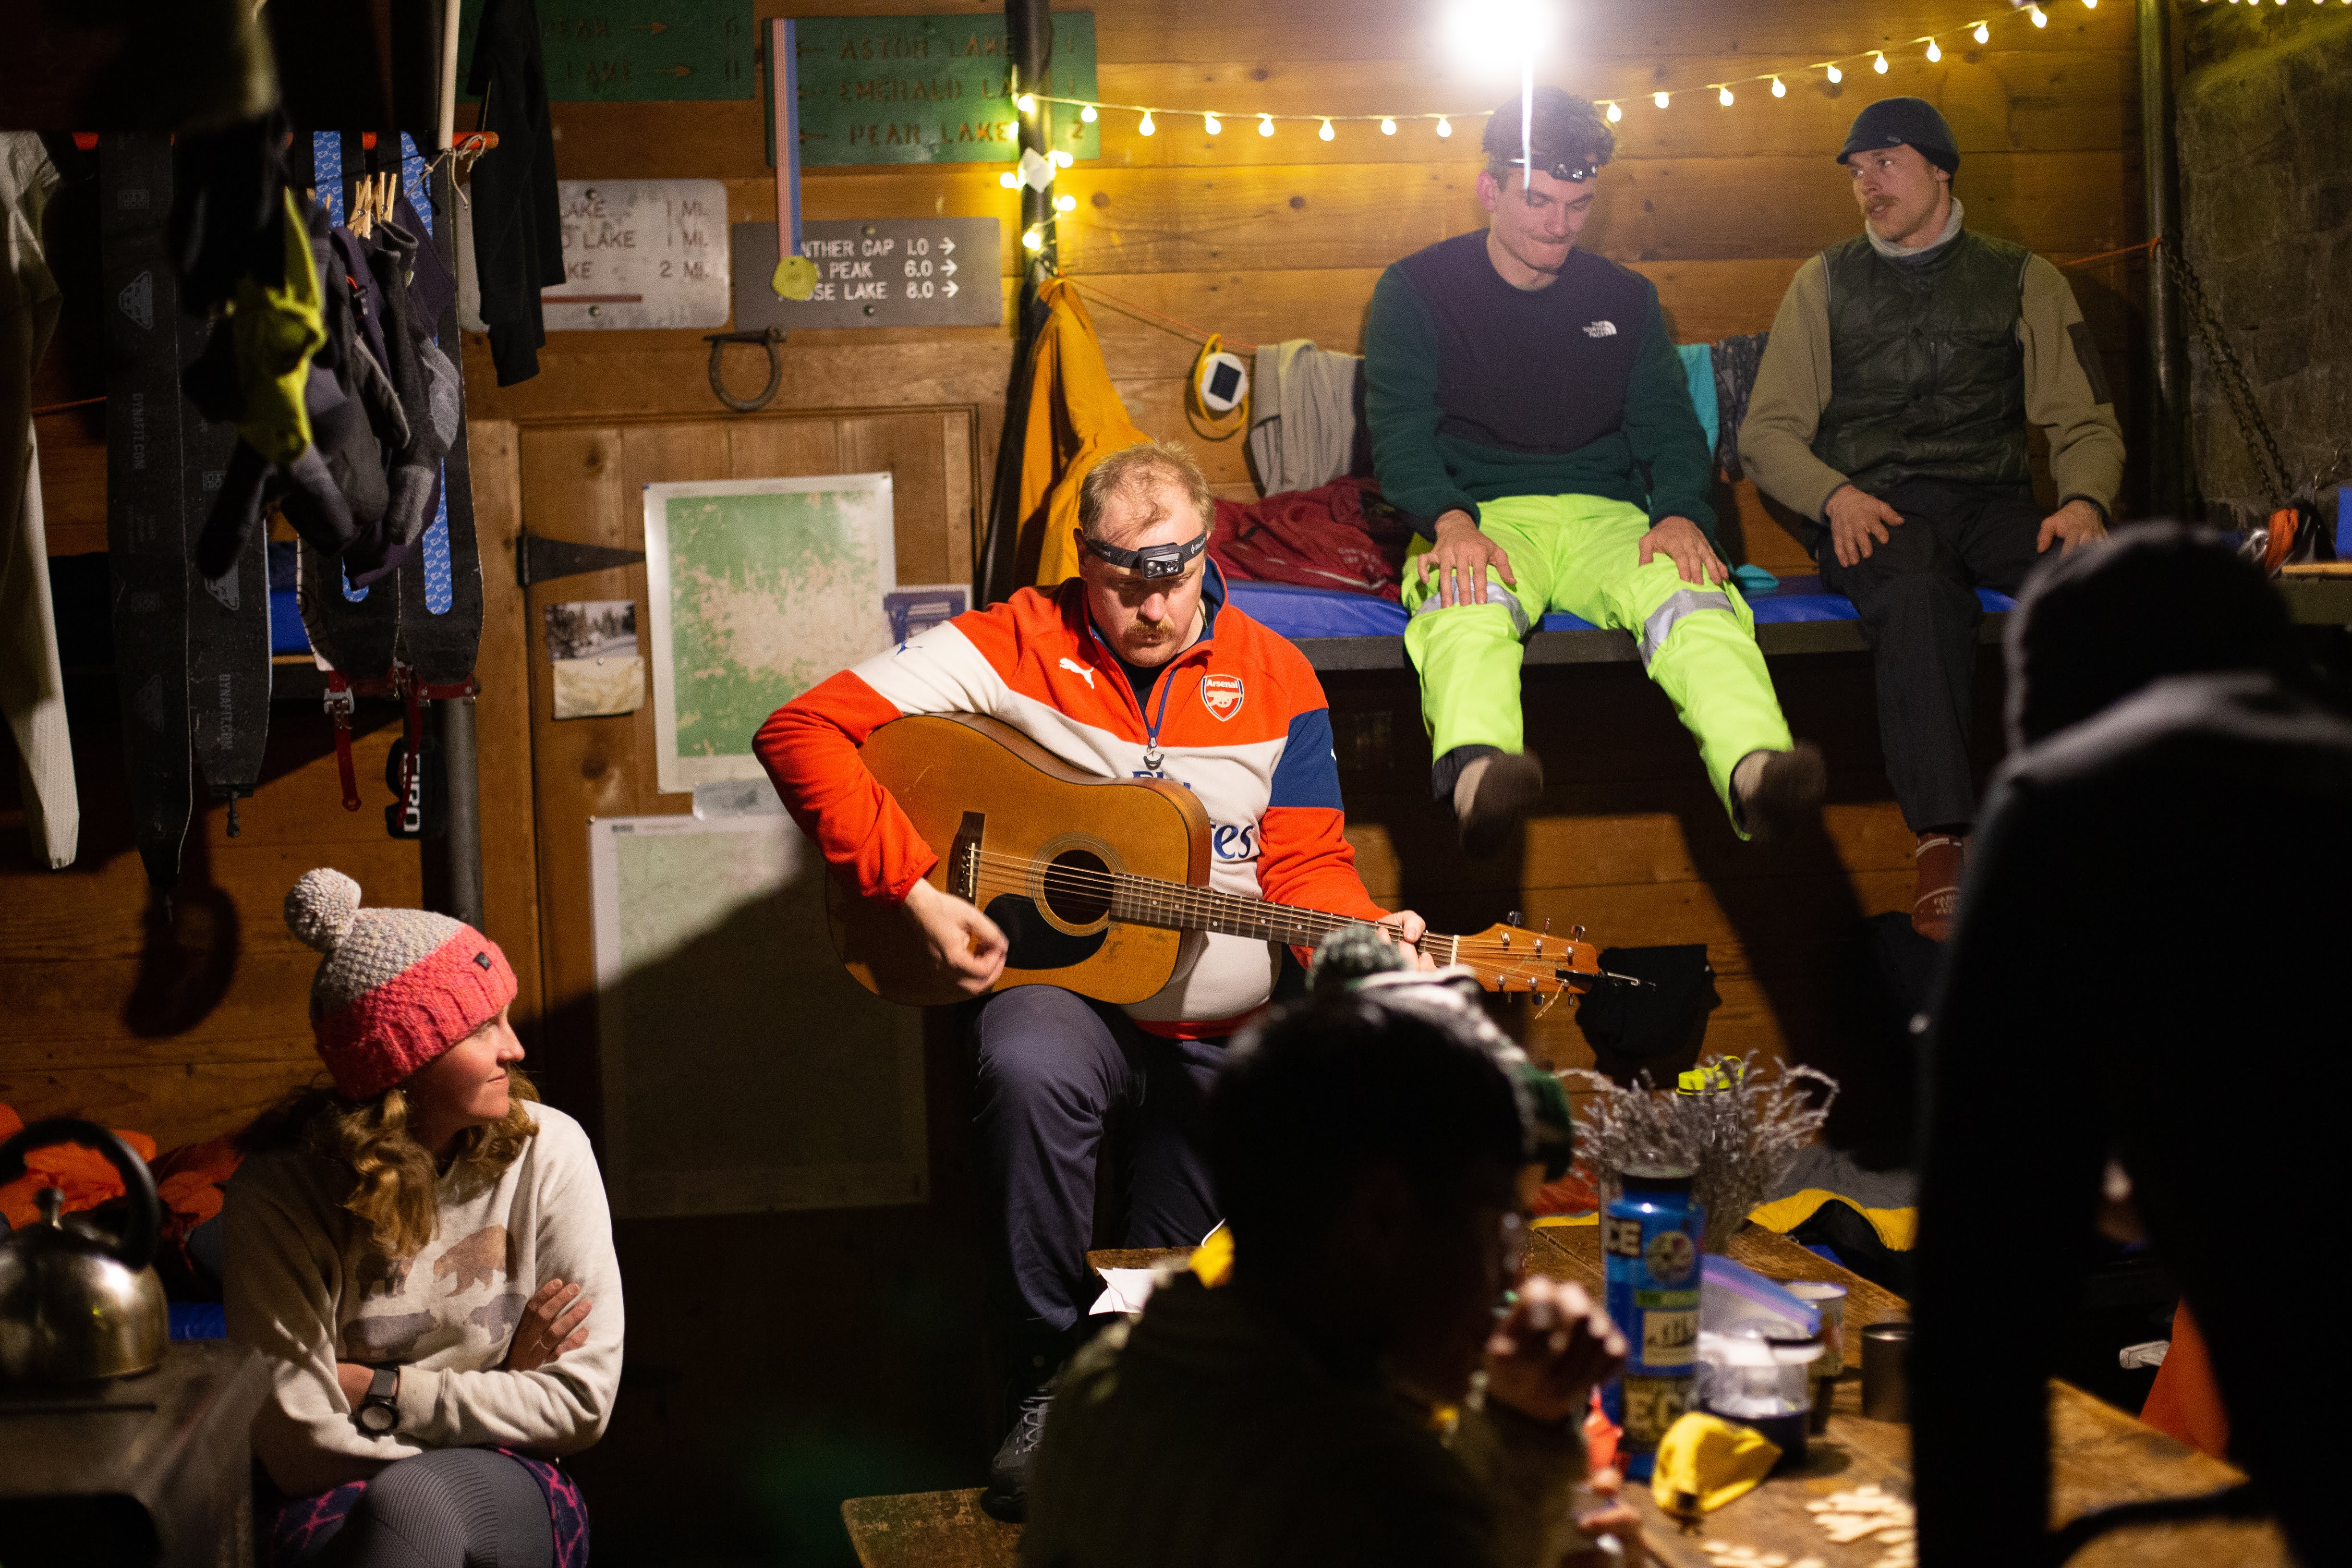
841, 1488, 1022, 1568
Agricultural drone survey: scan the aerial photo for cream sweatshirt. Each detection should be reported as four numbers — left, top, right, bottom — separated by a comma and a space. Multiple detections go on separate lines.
223, 1103, 625, 1495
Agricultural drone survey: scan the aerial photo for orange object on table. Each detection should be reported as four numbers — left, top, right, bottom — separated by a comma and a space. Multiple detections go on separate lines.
2139, 1301, 2230, 1462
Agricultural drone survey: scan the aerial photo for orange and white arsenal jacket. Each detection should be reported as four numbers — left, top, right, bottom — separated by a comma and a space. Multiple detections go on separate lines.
753, 570, 1388, 1034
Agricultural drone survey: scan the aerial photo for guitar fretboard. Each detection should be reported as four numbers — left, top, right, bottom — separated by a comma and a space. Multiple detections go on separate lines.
1105, 871, 1450, 960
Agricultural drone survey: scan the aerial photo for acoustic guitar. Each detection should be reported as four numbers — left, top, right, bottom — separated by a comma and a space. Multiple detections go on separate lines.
827, 713, 1605, 1008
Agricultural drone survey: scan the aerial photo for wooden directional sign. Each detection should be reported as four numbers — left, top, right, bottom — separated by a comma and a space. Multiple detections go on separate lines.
545, 181, 731, 329
731, 219, 1001, 330
456, 0, 754, 102
787, 12, 1096, 166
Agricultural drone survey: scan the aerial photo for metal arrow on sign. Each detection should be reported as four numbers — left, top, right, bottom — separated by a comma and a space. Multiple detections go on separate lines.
655, 63, 691, 77
940, 257, 957, 276
939, 237, 955, 255
628, 20, 667, 33
943, 280, 958, 297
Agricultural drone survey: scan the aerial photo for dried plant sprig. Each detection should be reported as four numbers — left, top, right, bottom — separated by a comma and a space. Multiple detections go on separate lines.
1562, 1054, 1838, 1253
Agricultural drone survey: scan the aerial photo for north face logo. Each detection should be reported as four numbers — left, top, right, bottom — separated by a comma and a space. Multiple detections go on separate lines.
1582, 319, 1617, 339
118, 271, 154, 332
1200, 672, 1245, 721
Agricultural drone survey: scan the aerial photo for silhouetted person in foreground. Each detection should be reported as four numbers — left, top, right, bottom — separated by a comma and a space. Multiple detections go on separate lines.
1913, 527, 2340, 1565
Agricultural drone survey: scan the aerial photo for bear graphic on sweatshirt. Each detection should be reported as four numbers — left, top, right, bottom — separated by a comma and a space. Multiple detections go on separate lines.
434, 1224, 513, 1295
355, 1252, 414, 1299
346, 1310, 437, 1361
470, 1292, 528, 1340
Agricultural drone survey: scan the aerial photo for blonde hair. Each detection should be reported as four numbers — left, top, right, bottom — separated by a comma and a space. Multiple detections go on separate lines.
1078, 439, 1214, 542
242, 1071, 541, 1259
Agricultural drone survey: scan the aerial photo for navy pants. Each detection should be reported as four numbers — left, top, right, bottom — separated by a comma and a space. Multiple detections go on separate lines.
1815, 478, 2049, 833
971, 987, 1225, 1364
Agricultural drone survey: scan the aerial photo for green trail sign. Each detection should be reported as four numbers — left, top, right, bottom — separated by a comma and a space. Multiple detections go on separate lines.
457, 0, 754, 103
786, 12, 1096, 167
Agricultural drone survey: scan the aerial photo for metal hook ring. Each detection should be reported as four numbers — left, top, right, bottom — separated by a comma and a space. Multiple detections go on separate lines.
704, 326, 787, 413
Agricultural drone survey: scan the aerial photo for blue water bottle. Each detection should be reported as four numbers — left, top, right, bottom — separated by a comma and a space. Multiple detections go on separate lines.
1601, 1164, 1705, 1480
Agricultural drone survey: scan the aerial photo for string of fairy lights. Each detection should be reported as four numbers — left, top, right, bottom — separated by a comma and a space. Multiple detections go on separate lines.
994, 0, 2339, 249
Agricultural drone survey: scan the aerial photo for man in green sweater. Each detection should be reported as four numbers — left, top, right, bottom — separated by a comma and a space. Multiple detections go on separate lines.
1365, 87, 1823, 852
1738, 98, 2124, 939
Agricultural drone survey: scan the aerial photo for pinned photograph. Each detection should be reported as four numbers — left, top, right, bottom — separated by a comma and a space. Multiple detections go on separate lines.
546, 600, 645, 720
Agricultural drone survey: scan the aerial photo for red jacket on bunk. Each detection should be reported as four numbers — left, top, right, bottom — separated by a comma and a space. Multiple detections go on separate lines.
753, 570, 1388, 1036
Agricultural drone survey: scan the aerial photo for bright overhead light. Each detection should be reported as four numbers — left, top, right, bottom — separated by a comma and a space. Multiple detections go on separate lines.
998, 171, 1019, 189
1021, 226, 1043, 251
2029, 2, 2049, 23
1079, 104, 1097, 123
1652, 90, 1670, 108
1826, 63, 1843, 83
1054, 193, 1076, 212
1926, 38, 1942, 61
1259, 114, 1276, 136
1051, 148, 1073, 167
1016, 93, 1036, 113
1718, 85, 1734, 106
1319, 119, 1335, 141
1436, 116, 1454, 136
1382, 116, 1398, 134
1443, 0, 1559, 68
1138, 111, 1155, 135
1605, 101, 1623, 121
1974, 20, 1991, 41
1872, 50, 1890, 73
1203, 112, 1221, 134
1770, 76, 1786, 97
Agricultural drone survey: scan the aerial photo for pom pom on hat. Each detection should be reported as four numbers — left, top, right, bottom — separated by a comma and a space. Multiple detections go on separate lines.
284, 868, 518, 1099
285, 867, 364, 953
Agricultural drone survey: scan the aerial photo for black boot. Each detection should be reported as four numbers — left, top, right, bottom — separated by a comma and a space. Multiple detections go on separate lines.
981, 1327, 1071, 1522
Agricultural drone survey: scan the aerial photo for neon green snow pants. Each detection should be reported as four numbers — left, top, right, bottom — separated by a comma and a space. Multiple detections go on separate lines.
1401, 494, 1794, 833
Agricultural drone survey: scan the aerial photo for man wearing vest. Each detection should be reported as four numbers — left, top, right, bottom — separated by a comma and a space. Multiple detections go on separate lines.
1739, 98, 2125, 939
1366, 87, 1825, 855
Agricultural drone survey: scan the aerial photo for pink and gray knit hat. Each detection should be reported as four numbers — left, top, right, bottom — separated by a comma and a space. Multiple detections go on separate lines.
284, 869, 518, 1100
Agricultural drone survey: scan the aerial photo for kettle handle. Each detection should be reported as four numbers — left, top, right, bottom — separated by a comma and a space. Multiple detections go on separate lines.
0, 1118, 161, 1273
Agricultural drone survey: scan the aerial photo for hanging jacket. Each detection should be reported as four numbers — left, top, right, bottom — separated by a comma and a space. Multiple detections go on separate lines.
753, 569, 1389, 1035
1246, 339, 1368, 496
466, 0, 565, 387
1016, 278, 1153, 587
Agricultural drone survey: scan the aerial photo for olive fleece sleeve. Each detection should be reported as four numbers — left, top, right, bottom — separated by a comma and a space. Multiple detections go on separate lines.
2020, 255, 2126, 521
1734, 255, 1850, 524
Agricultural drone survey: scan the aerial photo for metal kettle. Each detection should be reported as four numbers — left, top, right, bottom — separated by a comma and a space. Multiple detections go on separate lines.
0, 1118, 169, 1386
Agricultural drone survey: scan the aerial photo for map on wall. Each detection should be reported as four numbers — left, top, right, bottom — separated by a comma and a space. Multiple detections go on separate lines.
642, 475, 897, 794
589, 812, 927, 1217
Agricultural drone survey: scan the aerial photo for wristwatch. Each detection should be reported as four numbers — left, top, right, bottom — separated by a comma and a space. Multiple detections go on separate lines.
357, 1366, 400, 1434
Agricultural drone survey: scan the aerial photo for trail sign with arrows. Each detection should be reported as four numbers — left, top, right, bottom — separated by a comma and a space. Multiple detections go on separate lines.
456, 0, 753, 102
730, 219, 1001, 329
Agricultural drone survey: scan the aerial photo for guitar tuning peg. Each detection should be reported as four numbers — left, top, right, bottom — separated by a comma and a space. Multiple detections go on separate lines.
1542, 916, 1552, 934
1506, 911, 1521, 927
1572, 924, 1586, 939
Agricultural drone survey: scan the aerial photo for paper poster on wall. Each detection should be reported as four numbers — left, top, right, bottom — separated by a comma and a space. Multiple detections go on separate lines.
643, 474, 897, 793
589, 811, 926, 1217
545, 600, 643, 719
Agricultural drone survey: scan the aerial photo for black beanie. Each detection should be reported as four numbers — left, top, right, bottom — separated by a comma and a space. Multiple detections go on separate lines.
1837, 97, 1960, 175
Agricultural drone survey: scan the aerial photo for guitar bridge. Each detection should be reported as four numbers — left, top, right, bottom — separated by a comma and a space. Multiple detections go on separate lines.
949, 811, 985, 903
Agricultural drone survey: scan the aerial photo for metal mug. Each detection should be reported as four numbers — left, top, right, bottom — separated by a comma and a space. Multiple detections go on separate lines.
1787, 1281, 1850, 1433
1861, 1321, 1912, 1423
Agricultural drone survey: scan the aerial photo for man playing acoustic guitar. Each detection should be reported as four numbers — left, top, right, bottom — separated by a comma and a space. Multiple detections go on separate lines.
754, 438, 1430, 1519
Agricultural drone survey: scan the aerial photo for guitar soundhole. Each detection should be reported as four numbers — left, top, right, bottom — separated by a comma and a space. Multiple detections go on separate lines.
1039, 851, 1113, 928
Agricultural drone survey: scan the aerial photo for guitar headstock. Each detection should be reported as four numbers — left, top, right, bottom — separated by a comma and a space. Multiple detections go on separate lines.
1443, 922, 1603, 998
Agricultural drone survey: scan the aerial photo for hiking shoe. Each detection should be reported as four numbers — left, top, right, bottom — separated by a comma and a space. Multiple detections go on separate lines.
1455, 751, 1545, 855
1912, 832, 1966, 942
980, 1386, 1054, 1523
1734, 742, 1826, 842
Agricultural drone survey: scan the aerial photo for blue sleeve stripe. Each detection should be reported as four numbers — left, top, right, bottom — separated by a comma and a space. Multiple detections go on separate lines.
1269, 708, 1346, 810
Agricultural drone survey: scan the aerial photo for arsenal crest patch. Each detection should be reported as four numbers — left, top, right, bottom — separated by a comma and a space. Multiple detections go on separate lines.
1200, 672, 1246, 721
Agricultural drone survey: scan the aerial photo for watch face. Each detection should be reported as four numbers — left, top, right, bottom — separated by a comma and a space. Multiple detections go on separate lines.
358, 1401, 397, 1434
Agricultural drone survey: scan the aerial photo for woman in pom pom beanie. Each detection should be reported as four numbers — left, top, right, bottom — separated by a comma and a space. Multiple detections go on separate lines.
224, 869, 623, 1568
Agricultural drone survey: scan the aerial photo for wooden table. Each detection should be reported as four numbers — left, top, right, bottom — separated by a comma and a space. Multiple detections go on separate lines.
1527, 1223, 2290, 1568
842, 1488, 1022, 1568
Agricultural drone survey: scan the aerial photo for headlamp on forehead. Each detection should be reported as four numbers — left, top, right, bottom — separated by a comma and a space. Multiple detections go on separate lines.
1086, 531, 1208, 580
1510, 155, 1600, 184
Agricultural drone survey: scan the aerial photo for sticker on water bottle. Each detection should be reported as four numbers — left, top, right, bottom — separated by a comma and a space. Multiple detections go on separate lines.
1644, 1228, 1698, 1285
1621, 1374, 1692, 1443
1641, 1307, 1699, 1367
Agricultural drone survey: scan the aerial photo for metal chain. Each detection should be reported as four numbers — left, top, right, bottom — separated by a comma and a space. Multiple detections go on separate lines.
2160, 238, 2294, 502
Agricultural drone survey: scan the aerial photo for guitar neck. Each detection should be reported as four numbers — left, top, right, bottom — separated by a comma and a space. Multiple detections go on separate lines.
1108, 873, 1406, 952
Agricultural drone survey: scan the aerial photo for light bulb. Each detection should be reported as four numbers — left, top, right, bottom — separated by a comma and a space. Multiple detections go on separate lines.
1052, 149, 1073, 167
1204, 113, 1221, 134
1926, 38, 1942, 61
1022, 226, 1043, 251
1381, 117, 1398, 134
1770, 76, 1786, 97
998, 171, 1019, 189
2084, 0, 2096, 7
1319, 119, 1335, 141
1974, 20, 1991, 41
1605, 101, 1623, 122
1826, 63, 1843, 83
1139, 111, 1155, 136
1652, 91, 1670, 108
1873, 51, 1889, 73
1016, 93, 1036, 114
1436, 116, 1454, 136
1718, 85, 1734, 106
1080, 104, 1097, 123
1055, 193, 1076, 213
2030, 3, 2048, 23
1258, 114, 1275, 137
